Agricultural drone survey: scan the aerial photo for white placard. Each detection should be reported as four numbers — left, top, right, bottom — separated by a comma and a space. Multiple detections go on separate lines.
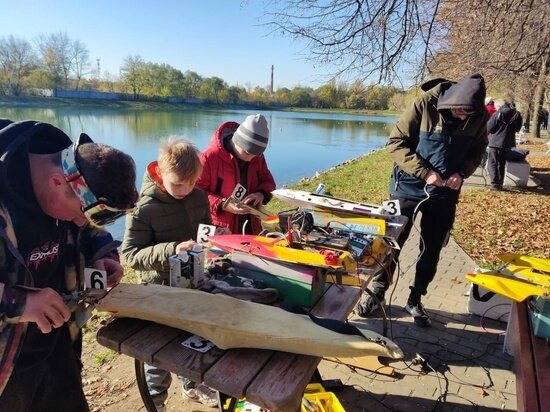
231, 183, 247, 201
84, 268, 107, 290
197, 224, 216, 244
382, 199, 401, 216
181, 335, 215, 353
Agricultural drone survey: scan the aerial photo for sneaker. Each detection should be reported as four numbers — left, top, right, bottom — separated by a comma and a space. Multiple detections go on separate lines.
182, 383, 218, 408
355, 294, 385, 318
405, 300, 431, 327
197, 384, 219, 408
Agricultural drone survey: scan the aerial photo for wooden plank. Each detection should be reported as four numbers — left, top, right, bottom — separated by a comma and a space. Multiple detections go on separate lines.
121, 322, 181, 364
311, 284, 361, 318
245, 285, 360, 411
96, 317, 149, 352
246, 352, 319, 412
512, 302, 540, 412
531, 321, 550, 410
203, 348, 273, 398
153, 333, 227, 383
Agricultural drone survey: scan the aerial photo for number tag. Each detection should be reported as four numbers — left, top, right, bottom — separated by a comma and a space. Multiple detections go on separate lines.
382, 199, 401, 216
84, 268, 107, 290
231, 183, 247, 201
197, 224, 216, 244
181, 335, 215, 353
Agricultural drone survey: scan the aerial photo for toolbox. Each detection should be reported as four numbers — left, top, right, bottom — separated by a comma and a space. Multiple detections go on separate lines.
231, 250, 326, 307
301, 383, 345, 412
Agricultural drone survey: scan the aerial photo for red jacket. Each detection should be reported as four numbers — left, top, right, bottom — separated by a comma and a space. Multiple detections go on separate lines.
197, 121, 276, 234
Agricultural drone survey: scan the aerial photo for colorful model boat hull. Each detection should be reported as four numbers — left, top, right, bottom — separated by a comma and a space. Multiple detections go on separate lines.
465, 272, 549, 302
96, 283, 403, 359
498, 253, 550, 287
208, 234, 357, 271
271, 189, 387, 218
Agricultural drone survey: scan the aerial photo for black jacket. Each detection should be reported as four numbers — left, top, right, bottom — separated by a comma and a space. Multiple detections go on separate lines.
488, 104, 522, 149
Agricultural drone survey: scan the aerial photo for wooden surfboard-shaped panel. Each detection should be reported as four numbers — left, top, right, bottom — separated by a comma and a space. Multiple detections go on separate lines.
96, 283, 403, 359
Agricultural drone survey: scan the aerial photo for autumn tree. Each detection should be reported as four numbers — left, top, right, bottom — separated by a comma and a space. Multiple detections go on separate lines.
0, 35, 36, 95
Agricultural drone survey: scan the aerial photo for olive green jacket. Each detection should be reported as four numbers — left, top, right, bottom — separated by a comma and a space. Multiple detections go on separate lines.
121, 164, 211, 284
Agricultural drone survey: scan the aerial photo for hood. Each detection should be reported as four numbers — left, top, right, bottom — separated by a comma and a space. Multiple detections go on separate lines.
139, 161, 176, 204
210, 121, 239, 157
436, 73, 486, 115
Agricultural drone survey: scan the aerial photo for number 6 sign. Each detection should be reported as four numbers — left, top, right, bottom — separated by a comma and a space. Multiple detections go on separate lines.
84, 268, 107, 290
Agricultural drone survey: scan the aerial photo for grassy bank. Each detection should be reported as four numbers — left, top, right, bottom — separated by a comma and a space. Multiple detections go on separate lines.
266, 144, 550, 268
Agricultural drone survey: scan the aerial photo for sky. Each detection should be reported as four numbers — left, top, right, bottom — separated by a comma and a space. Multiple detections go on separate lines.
1, 0, 334, 89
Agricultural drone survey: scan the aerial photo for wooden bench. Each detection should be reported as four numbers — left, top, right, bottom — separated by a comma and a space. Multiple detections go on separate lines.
97, 284, 361, 411
511, 301, 550, 411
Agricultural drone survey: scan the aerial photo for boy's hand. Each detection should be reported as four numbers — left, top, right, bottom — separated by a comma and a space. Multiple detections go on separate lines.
222, 200, 249, 215
243, 192, 264, 207
20, 288, 71, 334
214, 227, 231, 235
176, 239, 196, 253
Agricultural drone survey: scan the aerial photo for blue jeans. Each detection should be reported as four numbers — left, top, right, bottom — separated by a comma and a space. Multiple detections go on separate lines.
144, 363, 193, 406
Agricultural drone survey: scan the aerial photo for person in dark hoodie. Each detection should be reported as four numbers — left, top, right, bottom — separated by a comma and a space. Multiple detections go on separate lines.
0, 119, 138, 410
487, 99, 523, 190
356, 74, 488, 327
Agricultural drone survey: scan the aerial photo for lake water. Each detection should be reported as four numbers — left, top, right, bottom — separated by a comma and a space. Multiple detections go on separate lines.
0, 105, 397, 239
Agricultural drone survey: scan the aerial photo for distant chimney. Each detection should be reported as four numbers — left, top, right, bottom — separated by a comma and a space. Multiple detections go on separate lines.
270, 65, 274, 96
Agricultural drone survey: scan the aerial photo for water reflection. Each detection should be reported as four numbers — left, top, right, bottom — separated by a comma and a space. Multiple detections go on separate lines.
0, 105, 397, 239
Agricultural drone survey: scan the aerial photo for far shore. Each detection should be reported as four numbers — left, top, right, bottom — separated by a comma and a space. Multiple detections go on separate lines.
0, 94, 399, 117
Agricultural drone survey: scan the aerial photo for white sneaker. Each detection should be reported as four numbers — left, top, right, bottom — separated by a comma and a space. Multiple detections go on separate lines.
196, 384, 218, 408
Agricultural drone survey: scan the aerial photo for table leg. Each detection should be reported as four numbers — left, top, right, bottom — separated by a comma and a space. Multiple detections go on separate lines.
135, 359, 159, 412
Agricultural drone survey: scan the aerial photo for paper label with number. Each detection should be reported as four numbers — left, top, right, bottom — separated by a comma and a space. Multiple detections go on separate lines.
382, 199, 401, 216
181, 335, 215, 353
197, 224, 216, 243
231, 183, 247, 201
84, 268, 107, 290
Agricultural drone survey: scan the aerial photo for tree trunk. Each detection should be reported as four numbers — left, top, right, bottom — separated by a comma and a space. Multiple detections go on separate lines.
530, 56, 548, 138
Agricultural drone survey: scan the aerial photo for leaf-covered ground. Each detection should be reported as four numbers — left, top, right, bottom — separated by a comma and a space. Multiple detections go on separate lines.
454, 143, 550, 267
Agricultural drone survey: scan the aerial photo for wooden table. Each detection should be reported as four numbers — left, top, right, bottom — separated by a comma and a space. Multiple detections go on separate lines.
97, 283, 361, 412
510, 300, 550, 412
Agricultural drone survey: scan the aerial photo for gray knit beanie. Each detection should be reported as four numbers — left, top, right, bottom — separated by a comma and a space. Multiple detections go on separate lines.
232, 114, 269, 156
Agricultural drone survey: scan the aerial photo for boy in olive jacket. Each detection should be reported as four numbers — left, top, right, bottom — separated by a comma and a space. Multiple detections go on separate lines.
121, 138, 217, 409
357, 74, 488, 327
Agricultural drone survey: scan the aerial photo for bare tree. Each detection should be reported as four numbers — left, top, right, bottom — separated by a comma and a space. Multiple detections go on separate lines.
263, 0, 443, 83
0, 35, 36, 95
35, 32, 74, 90
72, 39, 90, 90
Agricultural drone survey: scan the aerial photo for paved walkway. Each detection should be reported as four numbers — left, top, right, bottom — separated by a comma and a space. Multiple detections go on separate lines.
315, 168, 523, 411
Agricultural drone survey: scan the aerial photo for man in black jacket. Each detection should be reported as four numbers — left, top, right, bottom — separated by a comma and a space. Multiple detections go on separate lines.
487, 99, 523, 190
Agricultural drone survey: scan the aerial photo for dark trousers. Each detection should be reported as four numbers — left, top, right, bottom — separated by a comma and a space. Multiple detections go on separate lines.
0, 327, 89, 412
371, 196, 457, 299
487, 147, 509, 187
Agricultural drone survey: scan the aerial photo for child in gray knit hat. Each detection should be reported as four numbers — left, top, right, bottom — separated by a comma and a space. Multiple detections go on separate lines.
197, 114, 276, 234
